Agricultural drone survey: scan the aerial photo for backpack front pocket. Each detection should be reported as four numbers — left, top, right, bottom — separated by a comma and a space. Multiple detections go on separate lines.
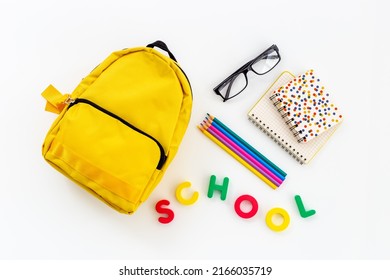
44, 99, 166, 211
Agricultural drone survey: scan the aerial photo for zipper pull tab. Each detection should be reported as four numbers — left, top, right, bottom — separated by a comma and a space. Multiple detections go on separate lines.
41, 85, 73, 114
64, 95, 75, 105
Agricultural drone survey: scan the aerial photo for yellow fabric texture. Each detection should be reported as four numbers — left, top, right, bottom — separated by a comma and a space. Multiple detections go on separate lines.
42, 46, 192, 214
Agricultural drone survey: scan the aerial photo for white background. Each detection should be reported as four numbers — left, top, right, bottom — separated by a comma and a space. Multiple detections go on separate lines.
1, 0, 389, 261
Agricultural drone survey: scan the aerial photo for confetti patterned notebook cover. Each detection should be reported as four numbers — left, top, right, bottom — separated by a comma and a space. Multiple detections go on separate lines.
248, 71, 341, 164
269, 69, 343, 143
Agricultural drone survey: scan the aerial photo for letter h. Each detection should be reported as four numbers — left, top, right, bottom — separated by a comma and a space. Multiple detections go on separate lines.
207, 175, 229, 201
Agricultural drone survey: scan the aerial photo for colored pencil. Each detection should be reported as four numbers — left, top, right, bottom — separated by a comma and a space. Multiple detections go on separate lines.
198, 125, 277, 190
204, 122, 282, 186
206, 119, 285, 181
207, 114, 287, 177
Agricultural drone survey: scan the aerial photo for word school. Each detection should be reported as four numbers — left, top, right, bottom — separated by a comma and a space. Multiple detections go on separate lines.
155, 175, 316, 232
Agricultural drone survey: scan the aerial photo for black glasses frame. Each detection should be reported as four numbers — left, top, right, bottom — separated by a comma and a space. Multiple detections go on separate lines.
213, 44, 281, 102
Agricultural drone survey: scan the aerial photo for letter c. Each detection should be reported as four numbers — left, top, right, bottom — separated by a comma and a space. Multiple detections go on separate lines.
175, 181, 199, 205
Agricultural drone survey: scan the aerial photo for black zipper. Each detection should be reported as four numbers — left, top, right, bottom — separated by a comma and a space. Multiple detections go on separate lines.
68, 98, 167, 170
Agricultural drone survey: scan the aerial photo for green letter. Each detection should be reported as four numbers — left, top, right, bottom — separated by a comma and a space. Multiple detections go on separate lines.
207, 175, 229, 201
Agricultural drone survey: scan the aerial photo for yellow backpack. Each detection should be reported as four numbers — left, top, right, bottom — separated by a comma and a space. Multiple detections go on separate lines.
41, 41, 192, 214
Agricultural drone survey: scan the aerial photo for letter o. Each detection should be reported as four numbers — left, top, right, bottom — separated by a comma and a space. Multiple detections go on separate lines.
265, 207, 290, 232
234, 194, 259, 219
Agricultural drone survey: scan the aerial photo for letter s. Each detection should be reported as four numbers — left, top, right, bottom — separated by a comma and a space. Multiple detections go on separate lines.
155, 199, 174, 224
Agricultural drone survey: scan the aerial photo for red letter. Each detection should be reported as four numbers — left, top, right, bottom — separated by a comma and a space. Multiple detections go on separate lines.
234, 194, 258, 219
155, 199, 174, 224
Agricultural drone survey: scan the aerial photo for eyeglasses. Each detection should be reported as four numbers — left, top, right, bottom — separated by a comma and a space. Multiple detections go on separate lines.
213, 44, 281, 102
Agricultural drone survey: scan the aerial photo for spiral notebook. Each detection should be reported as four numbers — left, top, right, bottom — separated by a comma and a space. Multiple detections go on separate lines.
248, 71, 341, 164
269, 69, 343, 143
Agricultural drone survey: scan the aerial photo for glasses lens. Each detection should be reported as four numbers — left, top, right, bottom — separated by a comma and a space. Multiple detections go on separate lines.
251, 49, 280, 75
217, 72, 248, 101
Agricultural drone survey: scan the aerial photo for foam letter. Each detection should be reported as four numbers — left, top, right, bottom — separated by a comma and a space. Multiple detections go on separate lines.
155, 199, 174, 224
265, 207, 290, 232
207, 175, 229, 201
234, 194, 259, 219
294, 195, 316, 218
175, 181, 199, 205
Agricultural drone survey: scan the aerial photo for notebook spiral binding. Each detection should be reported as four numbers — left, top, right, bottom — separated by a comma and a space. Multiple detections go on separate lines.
270, 96, 306, 143
248, 114, 306, 165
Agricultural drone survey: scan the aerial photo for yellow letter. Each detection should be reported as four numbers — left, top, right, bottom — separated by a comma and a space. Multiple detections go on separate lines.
265, 207, 290, 232
175, 181, 199, 206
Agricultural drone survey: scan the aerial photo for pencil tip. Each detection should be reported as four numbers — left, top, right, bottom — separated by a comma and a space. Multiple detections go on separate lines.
203, 120, 212, 129
197, 125, 204, 131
